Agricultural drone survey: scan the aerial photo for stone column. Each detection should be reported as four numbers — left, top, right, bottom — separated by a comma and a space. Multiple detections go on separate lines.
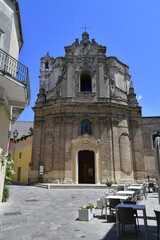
64, 117, 74, 183
99, 64, 105, 98
98, 117, 109, 183
118, 119, 134, 183
111, 118, 121, 182
43, 131, 52, 173
107, 119, 115, 181
59, 117, 66, 182
130, 119, 145, 180
52, 117, 61, 183
31, 119, 43, 182
66, 64, 73, 97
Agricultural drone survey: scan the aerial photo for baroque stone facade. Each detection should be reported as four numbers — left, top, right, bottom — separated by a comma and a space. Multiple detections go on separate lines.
31, 32, 159, 184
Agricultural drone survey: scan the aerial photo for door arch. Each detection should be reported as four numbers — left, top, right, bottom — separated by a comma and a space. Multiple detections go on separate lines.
78, 150, 95, 184
72, 136, 101, 184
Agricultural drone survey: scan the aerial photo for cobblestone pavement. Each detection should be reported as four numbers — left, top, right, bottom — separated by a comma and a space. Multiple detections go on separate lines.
0, 185, 159, 240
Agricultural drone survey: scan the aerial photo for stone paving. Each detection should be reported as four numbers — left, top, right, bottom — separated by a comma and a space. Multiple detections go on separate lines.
0, 185, 159, 240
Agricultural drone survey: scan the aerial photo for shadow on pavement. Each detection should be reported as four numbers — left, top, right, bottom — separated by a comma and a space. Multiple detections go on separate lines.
101, 224, 157, 240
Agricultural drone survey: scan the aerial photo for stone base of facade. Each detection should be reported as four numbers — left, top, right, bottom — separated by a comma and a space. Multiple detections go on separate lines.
30, 169, 146, 184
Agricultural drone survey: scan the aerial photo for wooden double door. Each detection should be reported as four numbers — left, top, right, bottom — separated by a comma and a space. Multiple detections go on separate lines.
78, 150, 95, 184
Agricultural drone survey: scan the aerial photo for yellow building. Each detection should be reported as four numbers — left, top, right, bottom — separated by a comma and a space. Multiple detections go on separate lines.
9, 121, 33, 184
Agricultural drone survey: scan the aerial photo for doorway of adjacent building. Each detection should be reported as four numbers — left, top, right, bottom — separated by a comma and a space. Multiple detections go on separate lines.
17, 167, 21, 181
78, 150, 95, 184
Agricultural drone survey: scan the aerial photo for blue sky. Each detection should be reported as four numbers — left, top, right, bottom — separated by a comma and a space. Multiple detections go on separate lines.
18, 0, 160, 121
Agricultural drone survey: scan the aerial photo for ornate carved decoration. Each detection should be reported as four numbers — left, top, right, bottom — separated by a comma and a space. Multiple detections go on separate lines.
122, 170, 132, 175
111, 118, 120, 126
91, 70, 96, 77
120, 132, 129, 137
72, 135, 100, 151
80, 62, 91, 72
79, 142, 94, 151
110, 81, 116, 97
98, 56, 106, 63
65, 57, 73, 63
104, 67, 109, 75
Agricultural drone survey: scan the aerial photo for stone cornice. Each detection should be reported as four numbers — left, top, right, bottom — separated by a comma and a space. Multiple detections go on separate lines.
33, 100, 142, 117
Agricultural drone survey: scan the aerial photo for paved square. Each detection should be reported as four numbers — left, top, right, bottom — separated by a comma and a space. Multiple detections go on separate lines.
0, 185, 159, 239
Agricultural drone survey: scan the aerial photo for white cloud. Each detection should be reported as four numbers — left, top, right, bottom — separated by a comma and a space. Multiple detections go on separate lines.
137, 95, 142, 101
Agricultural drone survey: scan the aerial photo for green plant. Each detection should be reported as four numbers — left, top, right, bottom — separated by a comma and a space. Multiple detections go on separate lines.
81, 203, 94, 210
14, 129, 33, 143
106, 179, 112, 187
5, 156, 14, 185
2, 186, 9, 202
0, 150, 6, 167
1, 153, 14, 202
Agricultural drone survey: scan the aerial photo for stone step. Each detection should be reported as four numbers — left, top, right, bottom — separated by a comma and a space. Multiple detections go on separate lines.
34, 183, 113, 190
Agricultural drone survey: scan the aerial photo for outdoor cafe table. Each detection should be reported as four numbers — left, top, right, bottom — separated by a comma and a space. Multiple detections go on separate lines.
116, 190, 135, 199
116, 203, 148, 240
127, 185, 143, 200
105, 195, 129, 220
128, 185, 143, 190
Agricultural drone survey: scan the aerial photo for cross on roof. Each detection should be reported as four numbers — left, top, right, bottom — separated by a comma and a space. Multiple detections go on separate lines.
81, 24, 90, 32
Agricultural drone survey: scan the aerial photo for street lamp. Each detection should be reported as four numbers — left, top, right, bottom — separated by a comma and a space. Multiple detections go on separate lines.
13, 130, 18, 162
13, 130, 19, 140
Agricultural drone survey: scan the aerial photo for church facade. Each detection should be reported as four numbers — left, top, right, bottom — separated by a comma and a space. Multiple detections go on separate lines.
30, 32, 160, 184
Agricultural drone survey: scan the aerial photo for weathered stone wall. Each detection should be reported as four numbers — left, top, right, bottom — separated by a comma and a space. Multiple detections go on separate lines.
31, 102, 144, 184
142, 117, 160, 179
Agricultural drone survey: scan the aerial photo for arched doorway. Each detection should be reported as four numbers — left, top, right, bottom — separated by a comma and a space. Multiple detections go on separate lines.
78, 150, 95, 184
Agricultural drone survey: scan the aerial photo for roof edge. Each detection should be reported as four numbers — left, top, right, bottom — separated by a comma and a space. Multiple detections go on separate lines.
11, 0, 24, 52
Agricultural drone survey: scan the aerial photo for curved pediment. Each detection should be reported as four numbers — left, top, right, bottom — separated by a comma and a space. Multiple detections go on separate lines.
72, 134, 100, 152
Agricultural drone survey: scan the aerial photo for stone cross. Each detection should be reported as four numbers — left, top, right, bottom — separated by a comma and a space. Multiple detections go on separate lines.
81, 24, 90, 32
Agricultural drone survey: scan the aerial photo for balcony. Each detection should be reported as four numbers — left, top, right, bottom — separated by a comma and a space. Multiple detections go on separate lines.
0, 48, 31, 106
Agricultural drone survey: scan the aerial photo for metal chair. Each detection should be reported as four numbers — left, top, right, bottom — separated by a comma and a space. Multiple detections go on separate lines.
148, 182, 155, 193
154, 210, 160, 240
100, 195, 107, 216
134, 189, 142, 202
117, 207, 137, 238
117, 185, 124, 191
123, 200, 139, 227
142, 184, 148, 200
109, 198, 121, 217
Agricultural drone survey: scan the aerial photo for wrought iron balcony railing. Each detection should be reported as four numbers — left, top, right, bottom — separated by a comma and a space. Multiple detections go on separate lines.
0, 48, 31, 104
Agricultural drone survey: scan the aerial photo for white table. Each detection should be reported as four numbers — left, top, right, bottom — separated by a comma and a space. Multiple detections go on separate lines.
132, 184, 143, 186
116, 204, 148, 240
128, 186, 142, 190
106, 195, 129, 200
116, 190, 135, 197
127, 186, 143, 200
105, 195, 129, 219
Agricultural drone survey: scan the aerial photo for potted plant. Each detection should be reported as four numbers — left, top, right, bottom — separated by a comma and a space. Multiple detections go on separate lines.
106, 179, 112, 192
79, 203, 95, 221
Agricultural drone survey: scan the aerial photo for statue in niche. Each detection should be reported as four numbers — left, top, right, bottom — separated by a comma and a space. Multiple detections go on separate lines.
110, 81, 116, 97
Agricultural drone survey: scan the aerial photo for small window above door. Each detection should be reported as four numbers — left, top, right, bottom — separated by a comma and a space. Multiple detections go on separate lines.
81, 119, 91, 135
